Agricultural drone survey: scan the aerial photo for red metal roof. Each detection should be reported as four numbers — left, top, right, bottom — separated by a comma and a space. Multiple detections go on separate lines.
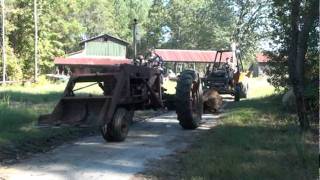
256, 53, 270, 63
54, 57, 131, 66
154, 49, 233, 63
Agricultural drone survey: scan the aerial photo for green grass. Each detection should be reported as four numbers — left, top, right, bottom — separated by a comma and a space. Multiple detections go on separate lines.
247, 77, 276, 98
145, 78, 318, 180
0, 81, 158, 162
0, 82, 100, 162
179, 96, 317, 180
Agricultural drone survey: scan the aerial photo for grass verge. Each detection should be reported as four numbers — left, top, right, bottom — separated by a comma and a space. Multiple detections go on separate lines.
142, 95, 318, 180
0, 83, 101, 164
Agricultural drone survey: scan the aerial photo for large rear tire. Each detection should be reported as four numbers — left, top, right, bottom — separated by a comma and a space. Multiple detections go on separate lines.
101, 108, 133, 142
175, 70, 203, 129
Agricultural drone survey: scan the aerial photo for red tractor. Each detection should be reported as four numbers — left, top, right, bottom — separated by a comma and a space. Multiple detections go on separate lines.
39, 62, 203, 142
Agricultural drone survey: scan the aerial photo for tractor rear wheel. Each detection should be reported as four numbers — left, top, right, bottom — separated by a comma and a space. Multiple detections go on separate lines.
101, 108, 133, 142
175, 70, 203, 129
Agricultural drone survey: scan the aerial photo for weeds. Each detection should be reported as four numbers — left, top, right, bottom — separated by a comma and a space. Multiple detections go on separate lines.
0, 83, 99, 163
146, 95, 318, 180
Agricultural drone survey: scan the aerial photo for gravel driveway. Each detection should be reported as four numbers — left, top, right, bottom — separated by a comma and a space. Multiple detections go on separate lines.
0, 111, 221, 180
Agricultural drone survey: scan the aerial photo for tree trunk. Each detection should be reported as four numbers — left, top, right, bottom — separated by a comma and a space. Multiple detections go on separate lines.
288, 0, 318, 130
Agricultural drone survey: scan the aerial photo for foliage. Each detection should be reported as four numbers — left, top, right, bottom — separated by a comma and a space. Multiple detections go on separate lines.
1, 0, 152, 80
3, 0, 84, 79
141, 0, 270, 69
231, 0, 272, 65
139, 0, 168, 53
163, 0, 235, 50
0, 0, 277, 81
266, 0, 319, 116
266, 0, 319, 87
265, 52, 289, 90
0, 43, 23, 81
79, 0, 116, 38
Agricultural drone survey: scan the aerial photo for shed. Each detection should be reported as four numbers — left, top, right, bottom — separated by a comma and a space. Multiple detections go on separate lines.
80, 34, 129, 58
54, 34, 131, 75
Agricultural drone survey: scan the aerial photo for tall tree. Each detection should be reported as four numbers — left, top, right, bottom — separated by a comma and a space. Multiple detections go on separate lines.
266, 0, 319, 130
79, 0, 117, 38
231, 0, 271, 65
287, 0, 318, 130
162, 0, 234, 50
142, 0, 167, 50
113, 0, 152, 57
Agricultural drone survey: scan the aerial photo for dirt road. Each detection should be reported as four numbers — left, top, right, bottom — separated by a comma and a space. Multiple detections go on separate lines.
0, 111, 221, 180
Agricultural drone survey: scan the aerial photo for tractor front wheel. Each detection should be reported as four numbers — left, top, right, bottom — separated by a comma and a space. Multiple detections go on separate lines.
101, 108, 133, 142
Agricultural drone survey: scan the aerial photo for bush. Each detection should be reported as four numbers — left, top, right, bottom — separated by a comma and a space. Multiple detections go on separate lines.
7, 57, 23, 81
0, 45, 23, 81
266, 50, 319, 119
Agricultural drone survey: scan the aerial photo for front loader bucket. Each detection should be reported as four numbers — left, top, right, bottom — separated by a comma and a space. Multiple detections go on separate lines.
38, 68, 127, 128
39, 96, 110, 127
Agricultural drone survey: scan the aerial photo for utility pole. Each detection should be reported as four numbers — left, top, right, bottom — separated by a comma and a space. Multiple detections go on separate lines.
1, 0, 5, 85
34, 0, 38, 82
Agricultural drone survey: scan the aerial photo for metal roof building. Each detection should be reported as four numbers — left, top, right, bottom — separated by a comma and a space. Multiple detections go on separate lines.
154, 49, 270, 64
154, 49, 233, 63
